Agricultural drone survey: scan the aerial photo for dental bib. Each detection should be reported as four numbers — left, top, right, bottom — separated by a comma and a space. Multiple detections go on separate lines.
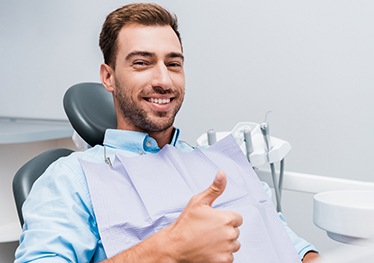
80, 135, 300, 262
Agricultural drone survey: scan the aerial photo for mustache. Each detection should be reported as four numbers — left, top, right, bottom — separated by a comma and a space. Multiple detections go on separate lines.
143, 86, 176, 95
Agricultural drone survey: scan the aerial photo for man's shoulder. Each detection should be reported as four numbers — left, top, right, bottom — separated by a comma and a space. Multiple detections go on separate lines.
43, 145, 104, 177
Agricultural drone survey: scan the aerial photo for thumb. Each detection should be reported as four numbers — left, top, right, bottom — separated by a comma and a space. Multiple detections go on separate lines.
199, 171, 227, 206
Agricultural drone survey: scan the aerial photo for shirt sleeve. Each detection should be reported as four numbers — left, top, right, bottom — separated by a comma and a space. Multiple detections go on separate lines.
14, 154, 101, 263
260, 181, 319, 260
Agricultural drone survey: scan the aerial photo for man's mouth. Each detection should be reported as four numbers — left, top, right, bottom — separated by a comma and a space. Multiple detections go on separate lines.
146, 98, 172, 104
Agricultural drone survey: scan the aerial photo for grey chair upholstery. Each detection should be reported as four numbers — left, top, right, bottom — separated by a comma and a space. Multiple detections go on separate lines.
63, 82, 117, 147
12, 148, 74, 226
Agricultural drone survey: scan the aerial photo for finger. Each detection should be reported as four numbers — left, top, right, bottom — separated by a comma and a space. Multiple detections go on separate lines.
234, 227, 240, 239
196, 171, 227, 206
230, 211, 243, 228
232, 240, 241, 253
228, 226, 240, 243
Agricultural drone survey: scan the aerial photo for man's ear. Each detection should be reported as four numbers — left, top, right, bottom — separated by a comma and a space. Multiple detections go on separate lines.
100, 63, 115, 92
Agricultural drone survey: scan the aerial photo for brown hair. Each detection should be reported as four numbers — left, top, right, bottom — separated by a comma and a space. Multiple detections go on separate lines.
99, 3, 182, 68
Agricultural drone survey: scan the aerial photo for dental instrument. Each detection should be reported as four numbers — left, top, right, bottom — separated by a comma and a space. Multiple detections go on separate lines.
207, 129, 217, 146
198, 117, 291, 212
243, 128, 254, 160
260, 121, 284, 212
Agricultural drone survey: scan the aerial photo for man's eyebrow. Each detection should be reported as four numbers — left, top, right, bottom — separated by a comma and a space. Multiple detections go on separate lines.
125, 51, 155, 61
167, 52, 184, 61
124, 51, 184, 62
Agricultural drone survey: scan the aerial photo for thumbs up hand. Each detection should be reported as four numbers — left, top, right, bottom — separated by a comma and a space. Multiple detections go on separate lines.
165, 171, 243, 263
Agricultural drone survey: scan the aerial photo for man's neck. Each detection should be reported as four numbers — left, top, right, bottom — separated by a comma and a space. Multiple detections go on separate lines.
116, 121, 175, 149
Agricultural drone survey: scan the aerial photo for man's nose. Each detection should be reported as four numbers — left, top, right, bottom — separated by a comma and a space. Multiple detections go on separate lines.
150, 62, 173, 90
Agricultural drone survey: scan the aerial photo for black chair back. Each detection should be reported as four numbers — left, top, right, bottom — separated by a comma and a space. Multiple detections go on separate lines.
12, 148, 74, 225
63, 82, 117, 147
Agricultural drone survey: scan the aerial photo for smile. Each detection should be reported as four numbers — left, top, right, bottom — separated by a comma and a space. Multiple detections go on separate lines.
147, 98, 171, 104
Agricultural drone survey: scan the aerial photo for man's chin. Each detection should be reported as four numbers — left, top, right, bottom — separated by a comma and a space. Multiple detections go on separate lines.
142, 117, 174, 133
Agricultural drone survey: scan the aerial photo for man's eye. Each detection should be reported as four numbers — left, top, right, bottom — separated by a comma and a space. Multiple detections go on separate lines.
133, 60, 148, 66
168, 62, 182, 68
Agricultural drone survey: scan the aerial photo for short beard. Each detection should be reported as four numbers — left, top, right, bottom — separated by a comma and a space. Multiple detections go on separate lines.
114, 77, 183, 132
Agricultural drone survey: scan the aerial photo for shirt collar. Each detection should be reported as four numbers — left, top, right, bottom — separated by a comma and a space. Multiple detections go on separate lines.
103, 128, 181, 154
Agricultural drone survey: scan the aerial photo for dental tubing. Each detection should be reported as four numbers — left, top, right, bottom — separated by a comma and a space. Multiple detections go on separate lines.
260, 122, 284, 212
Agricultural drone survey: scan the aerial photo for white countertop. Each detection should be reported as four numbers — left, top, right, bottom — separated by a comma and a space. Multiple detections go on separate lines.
0, 117, 73, 144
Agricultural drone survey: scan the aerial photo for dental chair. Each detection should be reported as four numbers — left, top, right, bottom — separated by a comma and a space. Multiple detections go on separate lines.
63, 82, 116, 147
12, 82, 116, 226
12, 148, 74, 226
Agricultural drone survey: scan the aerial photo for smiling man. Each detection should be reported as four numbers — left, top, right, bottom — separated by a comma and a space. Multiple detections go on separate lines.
14, 3, 319, 263
100, 22, 185, 147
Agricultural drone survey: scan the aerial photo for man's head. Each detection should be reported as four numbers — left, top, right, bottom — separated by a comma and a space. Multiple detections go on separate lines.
99, 3, 185, 144
99, 3, 182, 69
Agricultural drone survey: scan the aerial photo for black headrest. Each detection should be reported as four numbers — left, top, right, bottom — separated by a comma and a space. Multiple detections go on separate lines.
63, 82, 117, 147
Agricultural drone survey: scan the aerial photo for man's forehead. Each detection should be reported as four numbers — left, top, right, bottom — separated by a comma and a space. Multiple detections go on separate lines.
117, 23, 182, 54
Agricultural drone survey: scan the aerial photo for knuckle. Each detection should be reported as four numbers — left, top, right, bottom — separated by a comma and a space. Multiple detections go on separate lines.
189, 194, 199, 204
224, 211, 242, 226
227, 228, 238, 240
209, 184, 221, 194
215, 253, 234, 263
235, 212, 243, 224
225, 253, 234, 263
234, 240, 241, 252
230, 211, 243, 226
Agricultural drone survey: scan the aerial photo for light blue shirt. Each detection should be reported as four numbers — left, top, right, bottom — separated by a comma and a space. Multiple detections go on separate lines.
15, 128, 317, 262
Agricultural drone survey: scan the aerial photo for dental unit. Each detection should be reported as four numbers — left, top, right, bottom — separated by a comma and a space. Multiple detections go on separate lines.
197, 117, 291, 212
197, 118, 374, 260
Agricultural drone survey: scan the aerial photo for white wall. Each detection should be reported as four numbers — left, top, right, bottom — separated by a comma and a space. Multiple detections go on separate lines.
1, 0, 373, 261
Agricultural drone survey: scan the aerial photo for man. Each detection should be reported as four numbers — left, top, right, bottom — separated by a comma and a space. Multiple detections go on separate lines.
15, 3, 319, 262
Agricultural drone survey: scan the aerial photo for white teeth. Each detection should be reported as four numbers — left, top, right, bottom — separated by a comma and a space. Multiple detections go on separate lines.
149, 98, 171, 104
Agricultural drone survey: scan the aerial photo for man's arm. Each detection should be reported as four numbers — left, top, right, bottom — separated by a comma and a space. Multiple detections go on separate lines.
102, 171, 243, 263
15, 159, 101, 263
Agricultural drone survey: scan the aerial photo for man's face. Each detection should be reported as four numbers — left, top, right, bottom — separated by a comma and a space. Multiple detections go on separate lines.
111, 23, 185, 133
